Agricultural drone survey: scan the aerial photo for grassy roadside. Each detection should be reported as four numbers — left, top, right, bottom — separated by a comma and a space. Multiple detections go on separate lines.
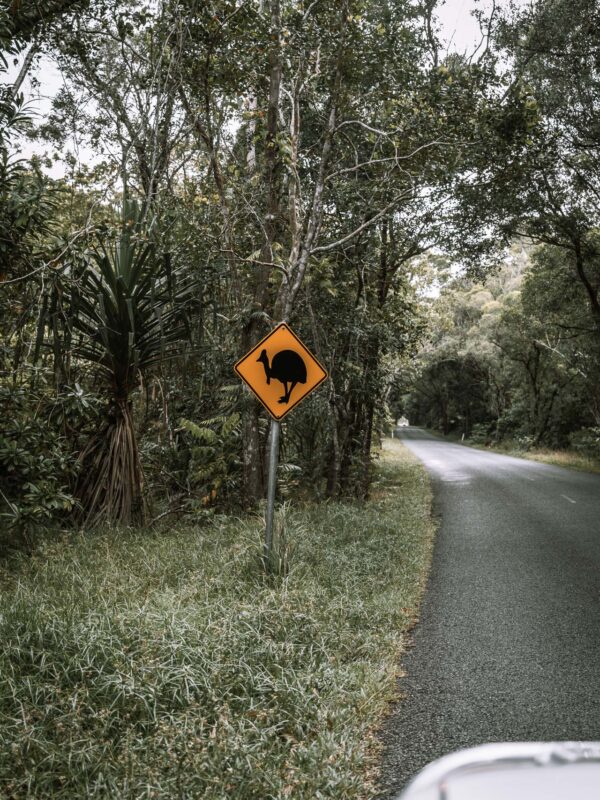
483, 442, 600, 474
0, 439, 435, 800
428, 429, 600, 475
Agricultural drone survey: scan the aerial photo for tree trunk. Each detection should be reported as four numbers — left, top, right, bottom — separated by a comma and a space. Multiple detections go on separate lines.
574, 243, 600, 334
325, 400, 342, 498
237, 0, 283, 508
241, 396, 264, 508
76, 397, 144, 527
358, 397, 375, 501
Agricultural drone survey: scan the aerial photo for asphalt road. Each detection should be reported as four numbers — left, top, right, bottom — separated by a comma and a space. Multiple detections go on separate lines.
379, 427, 600, 797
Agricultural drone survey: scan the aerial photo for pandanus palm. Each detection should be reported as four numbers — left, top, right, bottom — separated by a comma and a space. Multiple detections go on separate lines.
61, 200, 192, 526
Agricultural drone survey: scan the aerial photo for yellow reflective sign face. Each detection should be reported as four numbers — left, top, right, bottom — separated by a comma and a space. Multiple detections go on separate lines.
234, 323, 328, 420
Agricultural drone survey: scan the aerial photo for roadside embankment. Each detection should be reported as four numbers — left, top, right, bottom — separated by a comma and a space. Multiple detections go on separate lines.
0, 438, 435, 799
425, 429, 600, 475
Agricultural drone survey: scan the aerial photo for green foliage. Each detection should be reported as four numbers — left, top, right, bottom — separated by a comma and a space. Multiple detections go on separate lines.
178, 413, 242, 510
58, 199, 193, 396
0, 386, 77, 550
468, 422, 491, 445
3, 0, 498, 517
409, 241, 599, 451
0, 14, 58, 365
51, 200, 194, 527
0, 155, 54, 274
260, 501, 298, 578
570, 427, 600, 459
6, 0, 599, 518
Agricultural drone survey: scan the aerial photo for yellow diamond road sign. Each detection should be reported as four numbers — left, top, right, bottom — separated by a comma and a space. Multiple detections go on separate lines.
234, 323, 328, 421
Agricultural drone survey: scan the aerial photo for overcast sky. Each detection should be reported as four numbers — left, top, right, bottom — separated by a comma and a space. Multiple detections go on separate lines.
7, 0, 504, 178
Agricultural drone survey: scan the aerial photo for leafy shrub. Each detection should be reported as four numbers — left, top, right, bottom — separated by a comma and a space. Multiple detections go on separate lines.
514, 433, 536, 451
0, 386, 78, 549
178, 413, 242, 511
569, 427, 600, 459
495, 400, 530, 441
469, 422, 492, 444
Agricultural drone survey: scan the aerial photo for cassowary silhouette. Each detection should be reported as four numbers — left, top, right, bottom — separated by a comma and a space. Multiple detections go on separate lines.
257, 349, 307, 404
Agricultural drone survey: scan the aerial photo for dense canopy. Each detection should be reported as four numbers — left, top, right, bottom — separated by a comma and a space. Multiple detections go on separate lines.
1, 0, 598, 543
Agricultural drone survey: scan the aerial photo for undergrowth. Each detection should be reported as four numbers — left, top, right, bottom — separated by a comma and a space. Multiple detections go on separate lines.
0, 439, 434, 799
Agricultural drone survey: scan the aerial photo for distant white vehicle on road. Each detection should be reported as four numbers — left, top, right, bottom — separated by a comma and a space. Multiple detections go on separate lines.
396, 417, 409, 427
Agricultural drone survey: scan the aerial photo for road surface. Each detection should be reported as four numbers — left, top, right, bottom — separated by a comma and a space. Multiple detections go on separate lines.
379, 428, 600, 797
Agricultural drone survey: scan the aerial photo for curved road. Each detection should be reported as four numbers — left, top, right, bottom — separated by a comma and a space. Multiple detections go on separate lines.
379, 428, 600, 797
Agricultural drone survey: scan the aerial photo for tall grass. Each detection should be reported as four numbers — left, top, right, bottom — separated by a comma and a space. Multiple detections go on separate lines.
0, 440, 434, 799
509, 446, 600, 473
432, 429, 600, 474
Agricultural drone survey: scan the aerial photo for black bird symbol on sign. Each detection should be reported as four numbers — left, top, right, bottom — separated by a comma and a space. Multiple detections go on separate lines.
257, 349, 307, 404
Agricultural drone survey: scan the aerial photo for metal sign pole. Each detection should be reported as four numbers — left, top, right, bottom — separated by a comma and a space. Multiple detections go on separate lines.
264, 418, 281, 569
233, 323, 327, 572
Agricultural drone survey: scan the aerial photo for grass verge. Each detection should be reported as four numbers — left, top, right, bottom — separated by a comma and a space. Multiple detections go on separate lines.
481, 441, 600, 474
429, 429, 600, 475
0, 438, 434, 800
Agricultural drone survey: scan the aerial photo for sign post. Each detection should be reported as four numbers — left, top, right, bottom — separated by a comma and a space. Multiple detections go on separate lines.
264, 419, 280, 568
234, 323, 328, 569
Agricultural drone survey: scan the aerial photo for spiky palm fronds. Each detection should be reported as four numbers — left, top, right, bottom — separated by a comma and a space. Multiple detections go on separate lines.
57, 200, 193, 527
68, 201, 192, 398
